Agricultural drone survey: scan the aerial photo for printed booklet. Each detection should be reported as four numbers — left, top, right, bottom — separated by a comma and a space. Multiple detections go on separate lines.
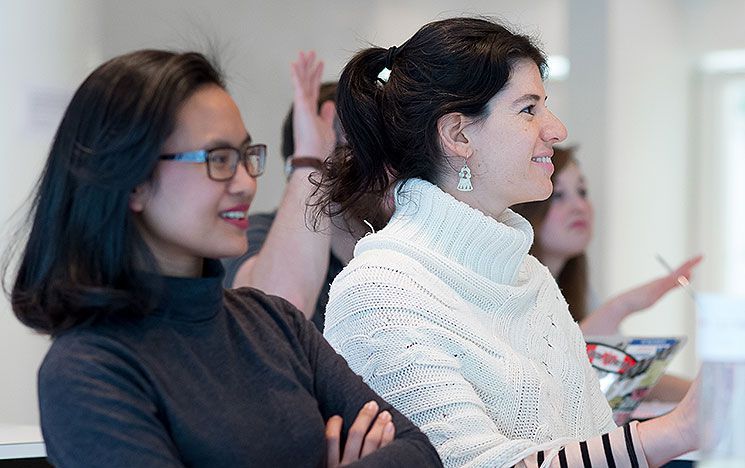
585, 336, 685, 424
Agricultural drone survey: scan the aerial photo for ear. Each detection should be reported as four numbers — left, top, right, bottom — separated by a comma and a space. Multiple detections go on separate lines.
436, 112, 472, 159
129, 182, 151, 213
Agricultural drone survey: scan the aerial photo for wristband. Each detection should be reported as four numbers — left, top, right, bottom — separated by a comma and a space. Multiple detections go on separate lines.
284, 156, 324, 179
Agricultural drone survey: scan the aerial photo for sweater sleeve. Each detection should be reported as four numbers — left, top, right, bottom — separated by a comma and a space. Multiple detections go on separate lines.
288, 300, 444, 468
326, 302, 536, 467
38, 336, 184, 468
516, 423, 647, 468
324, 260, 642, 468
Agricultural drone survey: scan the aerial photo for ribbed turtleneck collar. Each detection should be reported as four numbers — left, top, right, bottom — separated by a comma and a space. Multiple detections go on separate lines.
358, 178, 534, 286
152, 259, 225, 322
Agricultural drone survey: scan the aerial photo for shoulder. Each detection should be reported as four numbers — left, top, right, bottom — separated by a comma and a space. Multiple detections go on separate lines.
325, 247, 462, 340
247, 211, 276, 232
224, 286, 311, 338
331, 247, 457, 307
39, 326, 147, 401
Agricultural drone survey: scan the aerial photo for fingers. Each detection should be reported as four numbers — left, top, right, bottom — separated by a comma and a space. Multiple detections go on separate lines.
325, 415, 343, 468
359, 410, 394, 457
380, 419, 395, 446
310, 59, 324, 102
340, 400, 379, 465
291, 50, 323, 101
675, 254, 703, 279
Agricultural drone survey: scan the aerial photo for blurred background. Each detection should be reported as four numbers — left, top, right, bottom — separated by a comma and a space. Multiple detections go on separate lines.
1, 0, 744, 425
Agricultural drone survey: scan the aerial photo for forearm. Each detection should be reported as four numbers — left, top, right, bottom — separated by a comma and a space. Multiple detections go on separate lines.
343, 396, 443, 467
302, 315, 442, 467
234, 168, 331, 317
580, 295, 628, 335
346, 435, 443, 467
646, 374, 691, 402
636, 410, 695, 467
515, 423, 647, 468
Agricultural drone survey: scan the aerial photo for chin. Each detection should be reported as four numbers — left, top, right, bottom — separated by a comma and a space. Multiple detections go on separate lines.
523, 189, 553, 204
211, 240, 249, 259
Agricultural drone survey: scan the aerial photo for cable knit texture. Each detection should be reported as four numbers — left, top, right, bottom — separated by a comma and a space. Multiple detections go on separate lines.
324, 178, 616, 467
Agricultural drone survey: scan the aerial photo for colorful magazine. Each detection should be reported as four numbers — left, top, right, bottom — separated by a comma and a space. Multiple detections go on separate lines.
585, 336, 685, 425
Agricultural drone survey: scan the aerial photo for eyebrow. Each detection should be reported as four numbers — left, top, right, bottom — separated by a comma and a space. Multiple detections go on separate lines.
512, 94, 544, 106
206, 134, 252, 149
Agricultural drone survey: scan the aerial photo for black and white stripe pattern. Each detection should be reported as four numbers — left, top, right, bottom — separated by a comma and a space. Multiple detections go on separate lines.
512, 422, 647, 468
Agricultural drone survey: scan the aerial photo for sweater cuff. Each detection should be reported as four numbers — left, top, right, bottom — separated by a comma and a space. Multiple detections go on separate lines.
611, 421, 649, 468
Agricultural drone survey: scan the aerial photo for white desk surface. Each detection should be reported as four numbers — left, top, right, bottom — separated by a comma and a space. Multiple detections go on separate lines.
0, 423, 46, 460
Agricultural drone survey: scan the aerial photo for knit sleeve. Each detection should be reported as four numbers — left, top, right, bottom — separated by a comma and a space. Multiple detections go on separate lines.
288, 296, 444, 467
324, 257, 635, 468
38, 335, 184, 468
515, 422, 648, 467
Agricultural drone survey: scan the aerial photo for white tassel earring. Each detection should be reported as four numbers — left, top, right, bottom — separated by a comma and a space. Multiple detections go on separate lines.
457, 159, 473, 192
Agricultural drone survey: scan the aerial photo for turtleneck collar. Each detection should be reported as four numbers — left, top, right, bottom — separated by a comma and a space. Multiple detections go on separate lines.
358, 178, 534, 286
152, 258, 225, 322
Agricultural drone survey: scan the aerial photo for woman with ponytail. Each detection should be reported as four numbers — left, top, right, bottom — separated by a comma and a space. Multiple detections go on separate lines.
318, 17, 700, 467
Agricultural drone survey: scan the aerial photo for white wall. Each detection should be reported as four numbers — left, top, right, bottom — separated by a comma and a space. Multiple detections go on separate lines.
604, 0, 695, 376
567, 0, 745, 378
0, 0, 103, 424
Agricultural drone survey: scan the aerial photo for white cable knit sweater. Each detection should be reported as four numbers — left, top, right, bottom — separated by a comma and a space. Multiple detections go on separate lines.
324, 178, 616, 467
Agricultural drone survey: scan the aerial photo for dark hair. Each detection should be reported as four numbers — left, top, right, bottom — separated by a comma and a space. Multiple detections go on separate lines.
7, 49, 225, 335
511, 147, 589, 321
312, 17, 546, 226
281, 82, 338, 159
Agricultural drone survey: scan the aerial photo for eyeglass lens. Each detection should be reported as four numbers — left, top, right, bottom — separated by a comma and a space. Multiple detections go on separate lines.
206, 146, 265, 180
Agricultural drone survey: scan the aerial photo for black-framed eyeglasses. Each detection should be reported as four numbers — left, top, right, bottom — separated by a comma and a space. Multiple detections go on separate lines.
160, 144, 267, 181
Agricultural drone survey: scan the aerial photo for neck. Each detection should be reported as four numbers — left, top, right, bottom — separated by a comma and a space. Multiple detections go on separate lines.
540, 253, 567, 278
439, 175, 509, 220
330, 219, 365, 265
155, 254, 204, 278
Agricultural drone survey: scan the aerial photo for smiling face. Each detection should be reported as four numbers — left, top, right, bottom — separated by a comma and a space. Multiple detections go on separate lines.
130, 84, 257, 277
447, 59, 567, 217
538, 160, 594, 262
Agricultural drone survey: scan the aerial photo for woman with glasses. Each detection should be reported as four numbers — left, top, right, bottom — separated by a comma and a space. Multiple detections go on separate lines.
6, 49, 441, 468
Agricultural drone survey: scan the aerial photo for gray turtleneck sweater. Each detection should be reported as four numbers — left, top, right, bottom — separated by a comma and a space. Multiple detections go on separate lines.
38, 260, 442, 468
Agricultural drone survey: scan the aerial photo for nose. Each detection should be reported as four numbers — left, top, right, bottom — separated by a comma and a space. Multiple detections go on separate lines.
569, 191, 592, 214
542, 110, 568, 144
227, 161, 257, 200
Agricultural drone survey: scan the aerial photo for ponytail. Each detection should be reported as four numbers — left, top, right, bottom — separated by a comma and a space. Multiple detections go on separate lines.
312, 17, 547, 228
311, 47, 393, 229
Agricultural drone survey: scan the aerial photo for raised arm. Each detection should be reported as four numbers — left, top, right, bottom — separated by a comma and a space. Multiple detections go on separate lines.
231, 51, 337, 318
580, 255, 702, 336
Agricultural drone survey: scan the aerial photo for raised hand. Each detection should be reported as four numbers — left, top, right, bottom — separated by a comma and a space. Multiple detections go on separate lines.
290, 50, 337, 158
614, 255, 703, 313
326, 400, 395, 467
581, 255, 703, 335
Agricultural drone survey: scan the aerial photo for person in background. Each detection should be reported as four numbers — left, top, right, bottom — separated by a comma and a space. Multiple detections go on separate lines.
317, 16, 700, 467
224, 52, 387, 330
6, 49, 442, 468
511, 146, 699, 402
